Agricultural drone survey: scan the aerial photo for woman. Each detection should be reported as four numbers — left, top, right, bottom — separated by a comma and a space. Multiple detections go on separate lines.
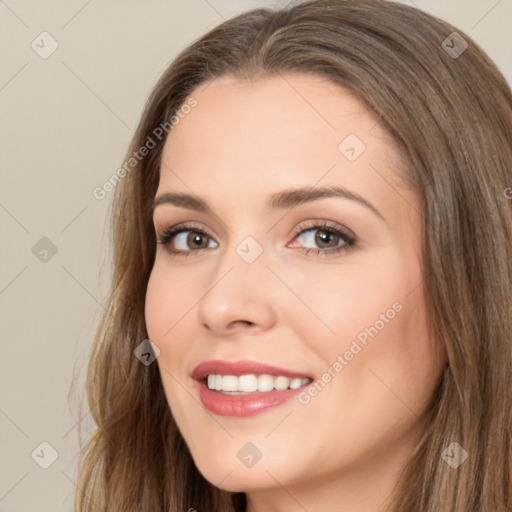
76, 0, 512, 510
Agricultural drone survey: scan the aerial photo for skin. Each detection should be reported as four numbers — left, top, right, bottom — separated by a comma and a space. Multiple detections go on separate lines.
145, 73, 446, 512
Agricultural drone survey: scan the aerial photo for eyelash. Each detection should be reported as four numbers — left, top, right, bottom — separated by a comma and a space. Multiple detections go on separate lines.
156, 220, 356, 258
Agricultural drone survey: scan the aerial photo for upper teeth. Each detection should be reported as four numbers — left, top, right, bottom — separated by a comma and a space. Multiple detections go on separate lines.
207, 374, 310, 393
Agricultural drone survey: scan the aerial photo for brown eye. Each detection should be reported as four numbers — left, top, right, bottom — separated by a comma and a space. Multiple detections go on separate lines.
184, 232, 210, 249
290, 222, 356, 256
314, 229, 343, 248
158, 224, 218, 256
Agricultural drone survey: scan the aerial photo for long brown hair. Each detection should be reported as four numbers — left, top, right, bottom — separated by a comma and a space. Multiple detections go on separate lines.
75, 1, 512, 510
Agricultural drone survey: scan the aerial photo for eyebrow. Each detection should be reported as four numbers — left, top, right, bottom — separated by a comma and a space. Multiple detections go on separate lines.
151, 185, 384, 220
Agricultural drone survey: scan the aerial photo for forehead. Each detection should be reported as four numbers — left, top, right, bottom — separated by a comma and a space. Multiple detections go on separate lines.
163, 73, 396, 159
157, 73, 412, 220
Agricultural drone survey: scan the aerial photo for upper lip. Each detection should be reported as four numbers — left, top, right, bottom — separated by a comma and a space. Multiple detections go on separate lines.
192, 360, 313, 381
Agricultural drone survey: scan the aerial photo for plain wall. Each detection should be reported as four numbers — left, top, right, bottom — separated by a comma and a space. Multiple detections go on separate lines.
1, 0, 511, 510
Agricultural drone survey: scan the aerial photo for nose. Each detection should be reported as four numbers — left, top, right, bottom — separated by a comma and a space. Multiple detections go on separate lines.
196, 242, 278, 336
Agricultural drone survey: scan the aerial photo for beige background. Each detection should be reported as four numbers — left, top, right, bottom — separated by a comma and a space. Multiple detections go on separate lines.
1, 0, 510, 510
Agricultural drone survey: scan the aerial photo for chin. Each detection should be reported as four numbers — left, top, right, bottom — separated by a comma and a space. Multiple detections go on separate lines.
197, 462, 271, 492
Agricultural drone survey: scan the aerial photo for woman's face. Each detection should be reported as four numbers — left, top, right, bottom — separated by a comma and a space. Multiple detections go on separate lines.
145, 74, 445, 507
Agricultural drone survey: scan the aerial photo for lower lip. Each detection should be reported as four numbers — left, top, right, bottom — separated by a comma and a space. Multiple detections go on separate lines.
196, 380, 307, 417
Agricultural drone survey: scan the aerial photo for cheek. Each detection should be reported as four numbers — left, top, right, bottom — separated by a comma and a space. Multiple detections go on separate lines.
294, 249, 414, 350
314, 277, 436, 435
297, 247, 437, 412
144, 262, 196, 343
144, 266, 194, 414
144, 262, 208, 393
288, 286, 437, 474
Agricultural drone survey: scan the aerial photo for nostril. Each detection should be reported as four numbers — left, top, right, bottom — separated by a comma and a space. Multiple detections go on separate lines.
228, 320, 255, 329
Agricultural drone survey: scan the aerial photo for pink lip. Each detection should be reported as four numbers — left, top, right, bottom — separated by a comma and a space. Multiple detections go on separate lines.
192, 360, 313, 380
192, 360, 313, 417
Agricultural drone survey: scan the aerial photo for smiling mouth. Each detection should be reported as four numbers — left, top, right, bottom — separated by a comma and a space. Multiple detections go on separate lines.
205, 374, 313, 394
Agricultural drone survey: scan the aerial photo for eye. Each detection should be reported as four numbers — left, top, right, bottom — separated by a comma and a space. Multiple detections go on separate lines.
156, 220, 356, 257
157, 222, 217, 256
289, 220, 356, 256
